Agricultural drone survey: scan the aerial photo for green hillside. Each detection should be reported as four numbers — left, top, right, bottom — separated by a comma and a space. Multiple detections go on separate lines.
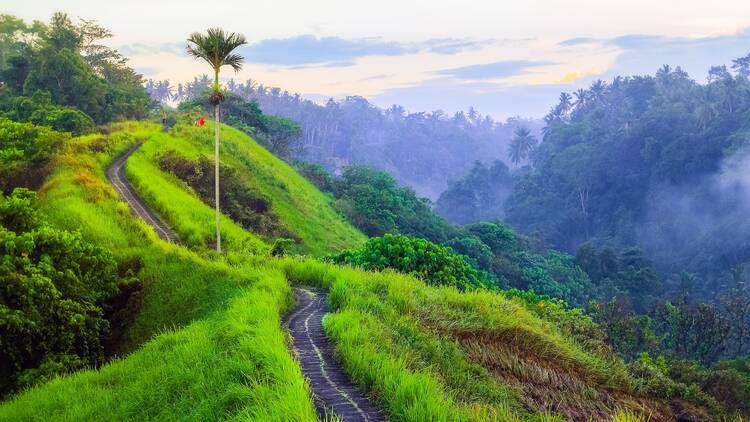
125, 120, 365, 256
0, 124, 317, 420
1, 120, 732, 421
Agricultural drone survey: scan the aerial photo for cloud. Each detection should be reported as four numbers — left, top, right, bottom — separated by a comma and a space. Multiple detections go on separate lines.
134, 66, 158, 76
553, 71, 593, 84
601, 28, 750, 80
119, 42, 184, 56
239, 35, 496, 67
558, 37, 597, 46
239, 35, 416, 66
437, 60, 555, 80
360, 74, 394, 81
552, 28, 750, 85
609, 34, 666, 49
608, 29, 750, 51
119, 35, 498, 69
422, 38, 494, 54
286, 60, 357, 70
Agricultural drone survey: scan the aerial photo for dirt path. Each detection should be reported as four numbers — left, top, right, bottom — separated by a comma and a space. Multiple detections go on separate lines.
285, 287, 384, 422
106, 143, 178, 243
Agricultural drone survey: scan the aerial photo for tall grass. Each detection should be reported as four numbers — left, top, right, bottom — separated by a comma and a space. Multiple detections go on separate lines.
0, 266, 317, 421
134, 121, 365, 256
279, 257, 678, 421
0, 122, 317, 420
127, 130, 269, 253
280, 258, 571, 420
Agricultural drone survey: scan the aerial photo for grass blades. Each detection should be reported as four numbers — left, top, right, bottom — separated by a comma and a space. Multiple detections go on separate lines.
0, 123, 317, 420
0, 267, 317, 422
279, 257, 678, 421
133, 121, 365, 256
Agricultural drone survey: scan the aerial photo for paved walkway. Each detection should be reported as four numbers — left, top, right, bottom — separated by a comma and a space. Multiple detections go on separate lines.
285, 287, 384, 421
106, 144, 382, 420
105, 143, 178, 243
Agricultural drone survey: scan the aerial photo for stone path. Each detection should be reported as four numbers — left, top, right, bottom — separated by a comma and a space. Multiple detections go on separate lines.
285, 287, 384, 421
106, 144, 381, 420
106, 143, 178, 243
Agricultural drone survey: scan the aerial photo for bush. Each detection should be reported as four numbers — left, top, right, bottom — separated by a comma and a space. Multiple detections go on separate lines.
628, 353, 724, 416
518, 250, 594, 307
0, 189, 124, 396
710, 357, 750, 414
331, 166, 457, 242
332, 234, 494, 290
158, 150, 296, 240
294, 162, 335, 193
445, 235, 495, 271
3, 92, 95, 135
38, 107, 95, 134
0, 117, 63, 193
504, 288, 606, 351
270, 238, 296, 257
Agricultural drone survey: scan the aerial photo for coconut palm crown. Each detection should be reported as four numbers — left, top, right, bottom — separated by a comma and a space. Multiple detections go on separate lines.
187, 28, 247, 103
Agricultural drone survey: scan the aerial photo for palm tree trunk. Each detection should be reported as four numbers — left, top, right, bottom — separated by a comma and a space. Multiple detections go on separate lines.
214, 102, 221, 252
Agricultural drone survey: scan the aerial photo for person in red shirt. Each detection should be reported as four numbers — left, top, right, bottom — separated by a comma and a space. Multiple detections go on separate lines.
199, 116, 205, 126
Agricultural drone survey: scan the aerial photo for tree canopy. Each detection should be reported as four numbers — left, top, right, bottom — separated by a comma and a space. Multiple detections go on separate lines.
0, 13, 149, 127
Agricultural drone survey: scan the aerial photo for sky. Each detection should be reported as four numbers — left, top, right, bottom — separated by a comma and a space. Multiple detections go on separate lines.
5, 0, 750, 119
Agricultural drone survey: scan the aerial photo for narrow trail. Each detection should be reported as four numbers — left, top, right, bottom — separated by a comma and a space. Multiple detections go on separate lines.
106, 144, 380, 421
285, 287, 384, 422
106, 142, 179, 243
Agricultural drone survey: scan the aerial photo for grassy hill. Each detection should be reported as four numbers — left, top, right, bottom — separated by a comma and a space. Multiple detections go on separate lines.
0, 123, 317, 420
0, 120, 734, 421
125, 120, 365, 255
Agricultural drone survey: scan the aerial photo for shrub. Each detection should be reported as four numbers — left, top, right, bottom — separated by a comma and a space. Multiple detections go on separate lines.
0, 189, 124, 396
710, 357, 750, 414
332, 234, 494, 290
294, 161, 335, 193
3, 92, 95, 135
37, 107, 95, 134
0, 117, 63, 193
157, 150, 296, 240
518, 250, 594, 308
270, 238, 296, 257
331, 166, 457, 242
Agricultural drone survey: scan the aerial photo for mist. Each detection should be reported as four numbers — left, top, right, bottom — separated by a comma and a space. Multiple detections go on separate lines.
146, 76, 543, 199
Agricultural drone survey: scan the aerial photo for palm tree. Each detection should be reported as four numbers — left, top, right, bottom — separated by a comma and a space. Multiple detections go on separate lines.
155, 80, 174, 102
175, 83, 185, 102
573, 88, 587, 109
187, 28, 247, 253
508, 126, 538, 165
542, 108, 558, 136
590, 80, 607, 104
508, 137, 524, 165
558, 92, 573, 115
